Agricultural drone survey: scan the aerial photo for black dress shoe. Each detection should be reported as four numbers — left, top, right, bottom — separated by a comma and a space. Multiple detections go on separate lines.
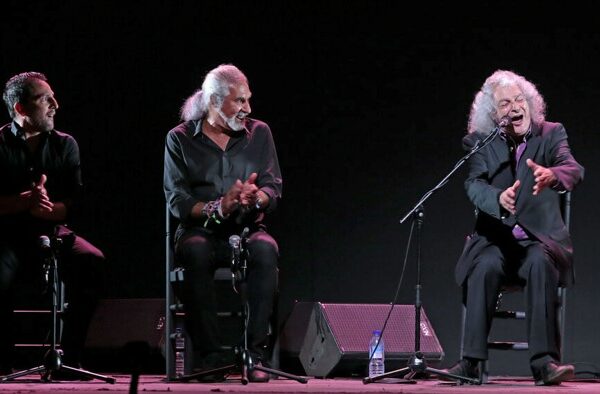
439, 359, 480, 381
248, 362, 270, 383
534, 362, 575, 386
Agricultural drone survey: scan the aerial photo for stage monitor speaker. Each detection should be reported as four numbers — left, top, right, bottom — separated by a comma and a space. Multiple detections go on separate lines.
83, 298, 165, 373
276, 301, 315, 375
299, 303, 444, 378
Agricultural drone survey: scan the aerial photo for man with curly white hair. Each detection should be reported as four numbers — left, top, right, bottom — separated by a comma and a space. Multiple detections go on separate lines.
444, 70, 584, 386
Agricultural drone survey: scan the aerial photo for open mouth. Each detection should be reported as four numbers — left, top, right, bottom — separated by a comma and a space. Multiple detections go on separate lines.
511, 114, 524, 124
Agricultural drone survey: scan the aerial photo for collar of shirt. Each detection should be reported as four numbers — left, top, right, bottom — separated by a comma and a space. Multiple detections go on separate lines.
10, 121, 52, 141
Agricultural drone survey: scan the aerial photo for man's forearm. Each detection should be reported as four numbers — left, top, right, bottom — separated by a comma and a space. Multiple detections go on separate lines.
0, 192, 31, 215
31, 201, 67, 221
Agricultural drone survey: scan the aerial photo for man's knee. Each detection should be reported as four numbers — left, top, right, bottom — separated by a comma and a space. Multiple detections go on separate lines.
471, 257, 503, 278
71, 235, 105, 261
523, 246, 558, 281
248, 233, 279, 264
176, 235, 212, 269
0, 247, 18, 292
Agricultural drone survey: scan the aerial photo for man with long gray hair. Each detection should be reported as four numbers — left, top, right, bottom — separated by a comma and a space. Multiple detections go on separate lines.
443, 70, 583, 385
164, 64, 282, 382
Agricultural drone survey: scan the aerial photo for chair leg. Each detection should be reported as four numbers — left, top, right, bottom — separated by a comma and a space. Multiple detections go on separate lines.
268, 293, 280, 369
479, 360, 489, 384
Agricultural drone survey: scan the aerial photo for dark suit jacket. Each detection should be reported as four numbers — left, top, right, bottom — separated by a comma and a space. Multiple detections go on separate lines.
455, 121, 584, 287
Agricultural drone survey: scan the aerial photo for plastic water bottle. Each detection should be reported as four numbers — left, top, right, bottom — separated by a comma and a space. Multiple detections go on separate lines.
368, 329, 385, 377
175, 327, 185, 376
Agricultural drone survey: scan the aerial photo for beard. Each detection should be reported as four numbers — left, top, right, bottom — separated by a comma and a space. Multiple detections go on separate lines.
217, 108, 247, 131
31, 115, 54, 132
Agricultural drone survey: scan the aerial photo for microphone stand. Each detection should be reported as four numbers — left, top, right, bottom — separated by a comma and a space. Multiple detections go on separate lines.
363, 127, 502, 385
1, 236, 115, 384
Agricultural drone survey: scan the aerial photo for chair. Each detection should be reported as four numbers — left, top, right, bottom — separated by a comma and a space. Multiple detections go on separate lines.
165, 204, 201, 380
164, 204, 279, 381
460, 191, 572, 383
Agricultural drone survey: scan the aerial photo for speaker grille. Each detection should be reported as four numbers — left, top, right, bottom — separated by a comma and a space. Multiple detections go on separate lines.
321, 303, 442, 357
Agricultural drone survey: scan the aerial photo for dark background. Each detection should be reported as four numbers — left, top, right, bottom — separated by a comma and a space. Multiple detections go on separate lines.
2, 1, 599, 377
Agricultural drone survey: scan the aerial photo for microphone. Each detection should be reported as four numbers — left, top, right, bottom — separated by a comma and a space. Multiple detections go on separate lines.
498, 115, 512, 128
229, 234, 241, 272
485, 116, 512, 142
229, 234, 241, 253
39, 235, 52, 256
39, 235, 52, 285
240, 227, 250, 241
39, 235, 51, 248
466, 116, 512, 154
239, 227, 250, 254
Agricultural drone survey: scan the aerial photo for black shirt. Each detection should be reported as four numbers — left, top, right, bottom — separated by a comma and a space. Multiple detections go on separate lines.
163, 118, 283, 232
0, 122, 82, 237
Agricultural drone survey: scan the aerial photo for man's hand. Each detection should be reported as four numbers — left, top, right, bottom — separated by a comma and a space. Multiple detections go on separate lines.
219, 173, 261, 217
29, 174, 54, 215
499, 179, 521, 215
239, 173, 259, 207
526, 159, 557, 196
221, 180, 243, 216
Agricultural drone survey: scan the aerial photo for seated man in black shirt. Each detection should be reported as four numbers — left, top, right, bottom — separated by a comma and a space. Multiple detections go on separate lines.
0, 72, 105, 378
164, 64, 282, 382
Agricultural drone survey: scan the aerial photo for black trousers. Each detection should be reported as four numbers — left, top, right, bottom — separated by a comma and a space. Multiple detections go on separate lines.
461, 239, 561, 371
0, 230, 105, 369
175, 227, 278, 367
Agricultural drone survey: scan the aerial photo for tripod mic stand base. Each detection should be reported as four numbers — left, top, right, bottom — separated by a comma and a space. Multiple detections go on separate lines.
173, 363, 236, 383
0, 349, 116, 384
174, 355, 308, 384
362, 353, 480, 385
252, 364, 308, 384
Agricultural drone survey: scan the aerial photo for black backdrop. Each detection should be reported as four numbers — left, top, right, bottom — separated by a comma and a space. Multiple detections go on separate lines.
2, 1, 600, 376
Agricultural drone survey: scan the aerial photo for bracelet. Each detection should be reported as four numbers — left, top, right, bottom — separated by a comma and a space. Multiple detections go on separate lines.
202, 198, 227, 227
255, 197, 263, 210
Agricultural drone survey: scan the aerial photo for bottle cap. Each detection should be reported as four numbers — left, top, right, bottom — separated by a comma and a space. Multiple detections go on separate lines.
373, 329, 381, 335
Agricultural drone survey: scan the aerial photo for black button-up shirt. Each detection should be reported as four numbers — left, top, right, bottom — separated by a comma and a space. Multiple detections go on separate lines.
163, 118, 282, 232
0, 122, 82, 237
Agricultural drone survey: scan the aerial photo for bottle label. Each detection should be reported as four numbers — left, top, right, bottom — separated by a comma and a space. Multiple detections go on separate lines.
371, 345, 383, 358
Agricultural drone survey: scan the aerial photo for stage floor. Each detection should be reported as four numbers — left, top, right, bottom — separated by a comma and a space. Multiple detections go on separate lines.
0, 374, 599, 393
